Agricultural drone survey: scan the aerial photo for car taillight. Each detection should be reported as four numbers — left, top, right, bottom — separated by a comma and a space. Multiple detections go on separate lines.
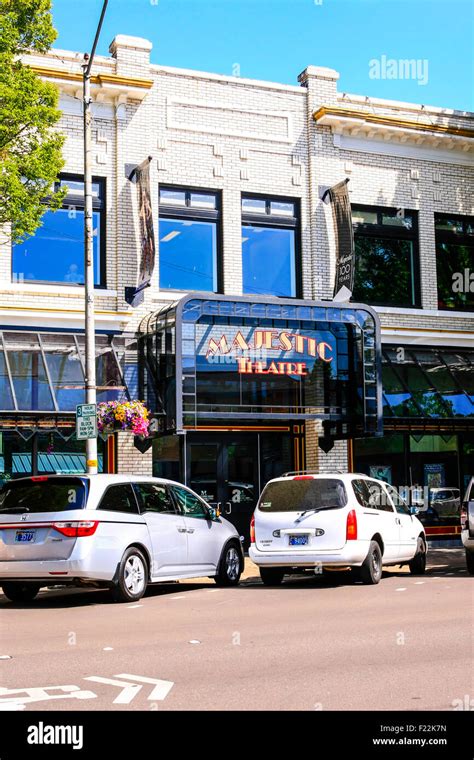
346, 510, 357, 541
53, 521, 98, 538
250, 514, 255, 544
293, 475, 313, 480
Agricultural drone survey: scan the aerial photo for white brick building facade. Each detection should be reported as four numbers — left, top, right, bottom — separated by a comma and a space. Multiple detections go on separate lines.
1, 35, 473, 492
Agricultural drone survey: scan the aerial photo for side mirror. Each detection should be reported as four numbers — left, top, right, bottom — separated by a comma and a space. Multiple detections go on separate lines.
410, 506, 420, 516
207, 506, 220, 521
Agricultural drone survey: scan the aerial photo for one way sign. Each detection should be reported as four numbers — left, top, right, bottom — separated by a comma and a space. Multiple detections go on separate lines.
84, 674, 174, 704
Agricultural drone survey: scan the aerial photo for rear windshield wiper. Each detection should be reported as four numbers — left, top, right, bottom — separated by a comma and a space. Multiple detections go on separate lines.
297, 505, 342, 518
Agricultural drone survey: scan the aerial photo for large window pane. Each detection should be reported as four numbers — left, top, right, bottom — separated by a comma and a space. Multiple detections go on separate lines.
12, 209, 101, 285
41, 334, 85, 411
159, 218, 217, 291
353, 237, 416, 307
242, 225, 296, 297
4, 333, 54, 411
436, 242, 474, 310
0, 351, 15, 410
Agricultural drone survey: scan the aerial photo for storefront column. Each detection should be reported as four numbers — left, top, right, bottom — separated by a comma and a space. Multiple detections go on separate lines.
115, 431, 153, 475
305, 421, 349, 473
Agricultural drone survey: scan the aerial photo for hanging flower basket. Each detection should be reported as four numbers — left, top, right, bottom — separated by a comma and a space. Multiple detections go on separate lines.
97, 401, 150, 439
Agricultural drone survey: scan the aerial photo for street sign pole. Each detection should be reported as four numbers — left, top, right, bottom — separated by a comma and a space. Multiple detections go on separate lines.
82, 0, 108, 475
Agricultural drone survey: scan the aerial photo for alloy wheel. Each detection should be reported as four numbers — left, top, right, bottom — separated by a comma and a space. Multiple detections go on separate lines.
124, 555, 146, 595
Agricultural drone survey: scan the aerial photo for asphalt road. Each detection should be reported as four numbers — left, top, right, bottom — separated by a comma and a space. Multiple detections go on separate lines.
0, 548, 472, 712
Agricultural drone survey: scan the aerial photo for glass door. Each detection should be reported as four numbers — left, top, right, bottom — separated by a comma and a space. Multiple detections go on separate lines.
187, 434, 259, 548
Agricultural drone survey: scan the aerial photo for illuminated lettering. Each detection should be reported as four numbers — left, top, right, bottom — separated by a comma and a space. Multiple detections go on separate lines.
317, 342, 333, 362
278, 332, 293, 351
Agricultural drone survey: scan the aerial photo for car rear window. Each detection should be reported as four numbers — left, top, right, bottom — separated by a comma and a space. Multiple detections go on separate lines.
258, 478, 347, 512
0, 478, 88, 513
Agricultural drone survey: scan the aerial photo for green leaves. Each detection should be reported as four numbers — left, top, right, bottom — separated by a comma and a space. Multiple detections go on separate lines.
0, 0, 65, 244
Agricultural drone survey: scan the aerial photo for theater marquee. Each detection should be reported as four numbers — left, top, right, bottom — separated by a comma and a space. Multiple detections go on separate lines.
203, 327, 335, 376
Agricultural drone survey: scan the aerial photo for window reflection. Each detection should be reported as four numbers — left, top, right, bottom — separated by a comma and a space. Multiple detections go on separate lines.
159, 218, 217, 291
242, 226, 296, 297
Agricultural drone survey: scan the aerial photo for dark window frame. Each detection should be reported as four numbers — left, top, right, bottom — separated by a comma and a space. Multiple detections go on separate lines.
435, 212, 474, 313
97, 482, 140, 515
351, 204, 421, 309
133, 482, 178, 515
168, 483, 211, 520
241, 192, 302, 299
158, 185, 223, 293
12, 173, 107, 289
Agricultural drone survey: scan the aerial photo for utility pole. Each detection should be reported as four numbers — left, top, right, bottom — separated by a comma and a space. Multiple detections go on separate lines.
82, 0, 109, 475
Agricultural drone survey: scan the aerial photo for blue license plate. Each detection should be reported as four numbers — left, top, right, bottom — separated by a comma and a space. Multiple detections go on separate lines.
15, 530, 36, 543
289, 535, 308, 546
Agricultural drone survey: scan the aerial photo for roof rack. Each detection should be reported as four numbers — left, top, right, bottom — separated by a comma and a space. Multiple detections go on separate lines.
281, 469, 349, 477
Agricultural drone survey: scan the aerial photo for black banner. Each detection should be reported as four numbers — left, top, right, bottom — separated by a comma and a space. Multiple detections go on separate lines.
0, 710, 470, 758
323, 178, 355, 301
125, 157, 156, 307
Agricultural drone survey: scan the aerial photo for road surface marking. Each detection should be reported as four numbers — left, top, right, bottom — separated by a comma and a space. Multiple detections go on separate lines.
189, 640, 201, 645
84, 677, 141, 705
103, 647, 114, 651
127, 604, 143, 609
396, 588, 407, 591
414, 581, 425, 585
0, 685, 97, 706
85, 674, 173, 703
115, 674, 174, 701
0, 655, 12, 659
169, 596, 187, 600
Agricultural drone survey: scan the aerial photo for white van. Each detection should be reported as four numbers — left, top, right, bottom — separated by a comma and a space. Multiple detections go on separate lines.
249, 472, 426, 586
461, 477, 474, 574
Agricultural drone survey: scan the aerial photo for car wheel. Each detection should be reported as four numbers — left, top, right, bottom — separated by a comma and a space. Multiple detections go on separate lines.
214, 543, 242, 587
111, 547, 148, 603
1, 582, 41, 603
259, 567, 285, 586
466, 550, 474, 576
360, 541, 383, 585
409, 537, 427, 575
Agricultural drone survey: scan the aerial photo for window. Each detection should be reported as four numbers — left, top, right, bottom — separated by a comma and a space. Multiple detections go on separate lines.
367, 480, 394, 512
12, 175, 105, 287
242, 195, 300, 298
98, 484, 139, 514
352, 479, 371, 508
170, 485, 209, 519
352, 206, 419, 307
258, 479, 347, 512
134, 483, 176, 514
159, 187, 220, 292
0, 478, 88, 513
386, 484, 411, 515
435, 214, 474, 311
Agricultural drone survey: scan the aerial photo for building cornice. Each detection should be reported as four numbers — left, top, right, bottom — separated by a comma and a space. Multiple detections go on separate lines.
28, 65, 153, 101
314, 106, 474, 138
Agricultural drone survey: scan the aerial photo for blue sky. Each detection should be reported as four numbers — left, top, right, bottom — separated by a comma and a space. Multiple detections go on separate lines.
51, 0, 473, 112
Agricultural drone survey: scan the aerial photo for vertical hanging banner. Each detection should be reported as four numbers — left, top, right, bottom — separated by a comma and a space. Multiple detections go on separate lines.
323, 178, 355, 302
125, 156, 156, 307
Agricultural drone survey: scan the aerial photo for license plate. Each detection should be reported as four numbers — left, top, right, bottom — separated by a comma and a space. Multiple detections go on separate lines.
289, 535, 308, 546
15, 530, 36, 544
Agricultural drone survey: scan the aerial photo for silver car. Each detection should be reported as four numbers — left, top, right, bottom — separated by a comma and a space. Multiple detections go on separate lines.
0, 474, 244, 603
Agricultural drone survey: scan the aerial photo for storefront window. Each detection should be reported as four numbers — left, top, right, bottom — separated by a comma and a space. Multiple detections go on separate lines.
0, 432, 105, 486
352, 206, 419, 307
159, 187, 220, 292
435, 214, 474, 311
0, 331, 131, 412
242, 196, 299, 298
12, 177, 105, 286
382, 346, 474, 419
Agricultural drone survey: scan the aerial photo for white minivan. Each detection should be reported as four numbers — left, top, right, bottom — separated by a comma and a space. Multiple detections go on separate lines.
249, 473, 427, 585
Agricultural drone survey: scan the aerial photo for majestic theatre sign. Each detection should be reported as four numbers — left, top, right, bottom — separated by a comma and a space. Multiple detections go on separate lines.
138, 294, 383, 440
